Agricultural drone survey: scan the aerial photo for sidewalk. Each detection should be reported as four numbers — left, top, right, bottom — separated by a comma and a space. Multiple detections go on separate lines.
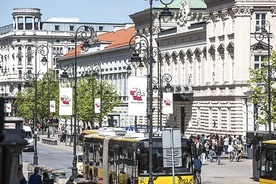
23, 132, 83, 184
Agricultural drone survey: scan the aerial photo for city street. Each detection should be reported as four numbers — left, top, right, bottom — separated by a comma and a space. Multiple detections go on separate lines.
22, 134, 259, 184
201, 158, 257, 184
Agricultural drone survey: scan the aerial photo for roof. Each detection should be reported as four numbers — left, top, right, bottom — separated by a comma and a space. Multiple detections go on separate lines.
62, 26, 135, 58
162, 0, 206, 9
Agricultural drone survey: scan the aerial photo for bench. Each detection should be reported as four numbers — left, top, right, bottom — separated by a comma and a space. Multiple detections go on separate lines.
41, 138, 57, 145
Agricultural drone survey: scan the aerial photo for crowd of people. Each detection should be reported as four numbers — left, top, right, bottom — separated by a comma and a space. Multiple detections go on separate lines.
19, 167, 74, 184
190, 133, 249, 165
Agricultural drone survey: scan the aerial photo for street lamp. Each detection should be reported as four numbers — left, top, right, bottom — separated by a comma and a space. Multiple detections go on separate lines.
125, 58, 144, 132
254, 20, 273, 137
24, 44, 49, 165
153, 73, 172, 131
129, 1, 173, 183
59, 25, 97, 178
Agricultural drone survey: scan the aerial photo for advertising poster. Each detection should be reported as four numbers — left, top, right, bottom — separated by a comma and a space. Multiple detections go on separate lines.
163, 92, 173, 114
94, 98, 101, 113
128, 76, 147, 116
50, 100, 55, 113
59, 88, 72, 115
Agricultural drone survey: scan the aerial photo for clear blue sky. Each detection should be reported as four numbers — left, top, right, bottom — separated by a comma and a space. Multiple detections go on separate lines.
0, 0, 162, 27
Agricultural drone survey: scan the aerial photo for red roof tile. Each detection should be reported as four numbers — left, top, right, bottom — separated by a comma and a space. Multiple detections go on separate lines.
62, 26, 135, 58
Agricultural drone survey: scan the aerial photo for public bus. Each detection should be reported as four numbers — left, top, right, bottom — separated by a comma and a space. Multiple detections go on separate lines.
258, 140, 276, 184
82, 128, 195, 184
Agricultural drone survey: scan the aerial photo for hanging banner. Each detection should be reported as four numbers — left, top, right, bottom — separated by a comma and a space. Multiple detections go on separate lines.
59, 87, 72, 115
94, 98, 101, 113
128, 76, 147, 116
4, 103, 11, 113
50, 100, 55, 113
163, 92, 173, 114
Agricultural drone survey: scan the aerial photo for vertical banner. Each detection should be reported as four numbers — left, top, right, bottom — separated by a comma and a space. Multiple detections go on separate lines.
4, 103, 11, 113
163, 92, 173, 114
59, 87, 72, 115
94, 98, 101, 113
128, 76, 147, 116
50, 100, 55, 113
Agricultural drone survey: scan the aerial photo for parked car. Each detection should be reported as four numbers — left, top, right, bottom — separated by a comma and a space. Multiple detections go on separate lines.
22, 125, 34, 152
77, 152, 83, 176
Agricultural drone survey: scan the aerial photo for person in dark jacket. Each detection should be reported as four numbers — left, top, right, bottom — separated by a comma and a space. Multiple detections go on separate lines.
28, 167, 42, 184
192, 157, 202, 182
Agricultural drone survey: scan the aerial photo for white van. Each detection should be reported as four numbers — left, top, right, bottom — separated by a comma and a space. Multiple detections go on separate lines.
77, 152, 83, 176
22, 125, 34, 152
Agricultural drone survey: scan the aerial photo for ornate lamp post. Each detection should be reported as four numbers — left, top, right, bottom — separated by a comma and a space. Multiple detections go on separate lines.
24, 44, 49, 165
254, 20, 273, 137
153, 73, 172, 131
59, 25, 97, 178
125, 58, 144, 132
129, 1, 173, 183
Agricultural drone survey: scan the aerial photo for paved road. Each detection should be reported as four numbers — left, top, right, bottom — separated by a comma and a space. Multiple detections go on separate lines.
201, 158, 257, 184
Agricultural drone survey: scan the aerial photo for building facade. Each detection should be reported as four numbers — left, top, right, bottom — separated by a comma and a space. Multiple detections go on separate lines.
1, 0, 276, 137
0, 8, 128, 116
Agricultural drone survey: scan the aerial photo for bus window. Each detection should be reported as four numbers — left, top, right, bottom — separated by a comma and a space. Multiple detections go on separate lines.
139, 152, 148, 174
260, 148, 276, 181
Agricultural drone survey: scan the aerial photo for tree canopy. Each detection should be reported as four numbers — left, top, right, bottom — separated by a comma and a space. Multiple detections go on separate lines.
247, 50, 276, 125
15, 70, 120, 128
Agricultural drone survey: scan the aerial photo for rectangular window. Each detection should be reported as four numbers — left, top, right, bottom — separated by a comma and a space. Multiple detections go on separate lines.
69, 25, 74, 31
55, 25, 60, 31
222, 18, 225, 34
18, 84, 22, 92
254, 55, 266, 69
27, 57, 32, 65
256, 13, 266, 31
28, 39, 32, 42
18, 58, 22, 65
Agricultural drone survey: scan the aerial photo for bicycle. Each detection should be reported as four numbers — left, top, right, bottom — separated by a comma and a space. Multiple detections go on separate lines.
194, 170, 201, 184
229, 149, 240, 162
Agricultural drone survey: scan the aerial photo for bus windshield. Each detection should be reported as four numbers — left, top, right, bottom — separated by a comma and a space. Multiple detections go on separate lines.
138, 138, 192, 175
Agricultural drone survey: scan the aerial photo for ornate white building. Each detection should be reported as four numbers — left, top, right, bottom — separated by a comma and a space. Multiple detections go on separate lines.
1, 0, 276, 137
0, 8, 128, 116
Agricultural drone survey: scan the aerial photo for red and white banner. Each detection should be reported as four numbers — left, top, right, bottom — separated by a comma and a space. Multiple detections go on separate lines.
94, 98, 101, 113
128, 76, 147, 116
59, 88, 72, 115
4, 103, 11, 113
162, 92, 173, 114
50, 100, 55, 113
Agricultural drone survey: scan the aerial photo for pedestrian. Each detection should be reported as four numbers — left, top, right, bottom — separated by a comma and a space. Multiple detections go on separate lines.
28, 167, 42, 184
66, 176, 74, 184
192, 157, 202, 181
42, 172, 54, 184
18, 169, 27, 184
216, 138, 224, 165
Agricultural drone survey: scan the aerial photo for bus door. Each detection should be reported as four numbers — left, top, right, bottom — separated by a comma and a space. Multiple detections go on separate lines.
259, 140, 276, 183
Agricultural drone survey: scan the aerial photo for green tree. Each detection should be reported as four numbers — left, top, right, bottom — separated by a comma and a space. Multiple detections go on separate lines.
15, 71, 120, 128
15, 69, 60, 123
247, 50, 276, 125
77, 75, 120, 128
